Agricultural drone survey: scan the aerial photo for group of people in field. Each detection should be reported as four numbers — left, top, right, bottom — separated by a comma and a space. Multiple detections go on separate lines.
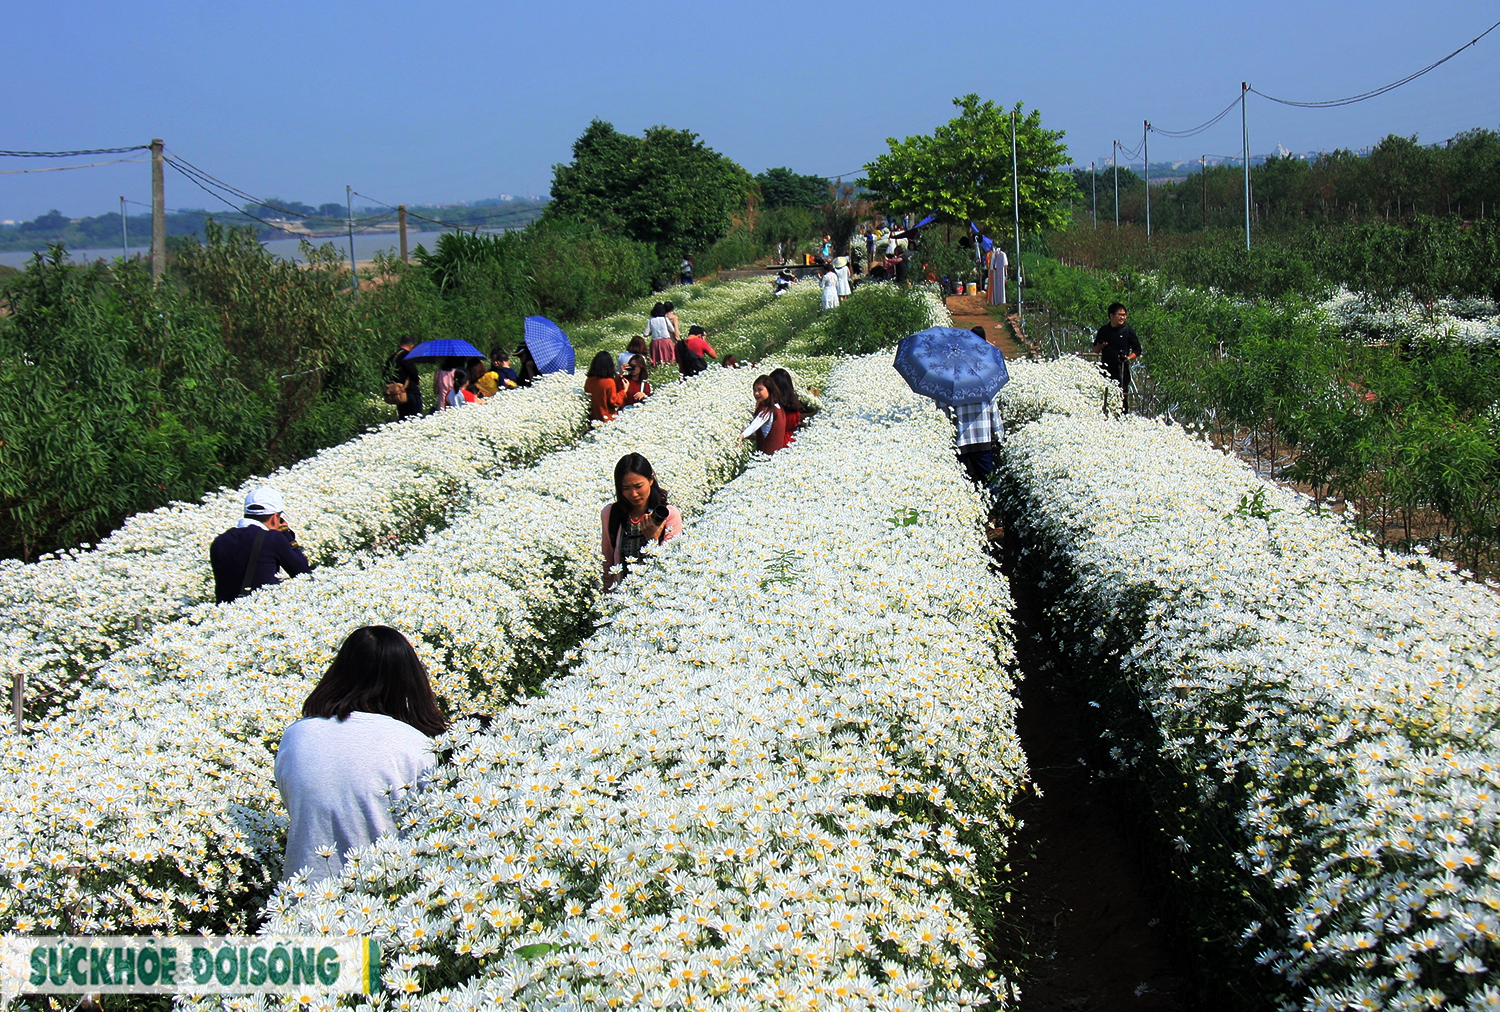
219, 284, 1140, 890
382, 339, 537, 419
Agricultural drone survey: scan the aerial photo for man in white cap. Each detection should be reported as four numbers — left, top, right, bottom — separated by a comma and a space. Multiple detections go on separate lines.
209, 486, 313, 604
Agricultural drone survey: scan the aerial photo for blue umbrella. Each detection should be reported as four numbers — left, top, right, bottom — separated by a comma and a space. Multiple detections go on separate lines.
893, 326, 1009, 406
404, 339, 486, 362
522, 316, 576, 375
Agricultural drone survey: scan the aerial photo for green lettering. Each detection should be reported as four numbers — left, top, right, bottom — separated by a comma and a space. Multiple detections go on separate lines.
291, 947, 317, 986
28, 947, 46, 986
248, 947, 267, 985
114, 947, 135, 985
48, 947, 69, 986
315, 947, 339, 986
191, 947, 213, 986
138, 947, 160, 986
214, 947, 237, 986
159, 947, 177, 986
90, 947, 112, 986
267, 946, 290, 986
70, 945, 88, 987
239, 947, 248, 985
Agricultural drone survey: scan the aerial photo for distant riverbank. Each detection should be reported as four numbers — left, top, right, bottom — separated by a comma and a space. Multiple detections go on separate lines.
0, 230, 454, 269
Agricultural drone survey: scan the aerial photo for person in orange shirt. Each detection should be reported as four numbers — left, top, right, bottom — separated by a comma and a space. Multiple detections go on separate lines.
584, 351, 629, 422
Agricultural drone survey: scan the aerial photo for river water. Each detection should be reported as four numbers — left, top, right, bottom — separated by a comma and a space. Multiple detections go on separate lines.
0, 230, 454, 269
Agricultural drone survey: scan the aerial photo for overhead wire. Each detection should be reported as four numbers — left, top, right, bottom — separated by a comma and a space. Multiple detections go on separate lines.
350, 189, 539, 232
0, 145, 149, 158
0, 157, 147, 174
1148, 94, 1243, 138
1251, 17, 1500, 108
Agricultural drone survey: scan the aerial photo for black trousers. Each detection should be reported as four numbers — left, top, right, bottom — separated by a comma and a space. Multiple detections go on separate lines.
1102, 359, 1131, 412
398, 389, 424, 419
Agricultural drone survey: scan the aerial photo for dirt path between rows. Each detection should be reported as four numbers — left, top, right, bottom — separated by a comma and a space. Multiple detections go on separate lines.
946, 294, 1028, 359
993, 539, 1194, 1010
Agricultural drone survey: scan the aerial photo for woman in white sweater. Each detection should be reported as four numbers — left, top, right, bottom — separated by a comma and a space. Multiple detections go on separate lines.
275, 625, 447, 882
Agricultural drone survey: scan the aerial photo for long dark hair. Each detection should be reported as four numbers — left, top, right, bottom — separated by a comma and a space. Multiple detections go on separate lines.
627, 354, 650, 382
302, 626, 447, 736
769, 368, 803, 414
613, 453, 668, 513
587, 350, 618, 379
650, 303, 665, 318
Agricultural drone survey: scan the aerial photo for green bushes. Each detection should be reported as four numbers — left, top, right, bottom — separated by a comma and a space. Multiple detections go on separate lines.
1025, 252, 1500, 570
813, 282, 935, 355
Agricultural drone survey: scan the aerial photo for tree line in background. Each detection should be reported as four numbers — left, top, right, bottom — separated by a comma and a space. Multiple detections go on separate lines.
0, 199, 549, 254
1070, 128, 1500, 234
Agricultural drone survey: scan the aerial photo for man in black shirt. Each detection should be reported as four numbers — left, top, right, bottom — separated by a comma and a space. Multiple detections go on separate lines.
384, 336, 423, 419
209, 486, 313, 604
1093, 302, 1142, 413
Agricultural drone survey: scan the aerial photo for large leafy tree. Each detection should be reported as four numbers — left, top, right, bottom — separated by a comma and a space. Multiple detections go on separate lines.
861, 95, 1073, 238
549, 119, 754, 264
755, 167, 831, 208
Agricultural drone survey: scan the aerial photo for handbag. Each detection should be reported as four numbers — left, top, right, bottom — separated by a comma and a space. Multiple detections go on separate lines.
383, 381, 409, 405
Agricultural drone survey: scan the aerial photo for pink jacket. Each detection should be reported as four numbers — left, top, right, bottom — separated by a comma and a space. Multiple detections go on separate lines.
600, 502, 682, 586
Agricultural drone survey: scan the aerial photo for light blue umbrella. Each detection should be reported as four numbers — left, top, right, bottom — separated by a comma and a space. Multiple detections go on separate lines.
893, 327, 1009, 405
522, 316, 576, 375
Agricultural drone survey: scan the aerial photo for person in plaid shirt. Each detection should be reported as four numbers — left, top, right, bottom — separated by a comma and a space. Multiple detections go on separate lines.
945, 394, 1002, 487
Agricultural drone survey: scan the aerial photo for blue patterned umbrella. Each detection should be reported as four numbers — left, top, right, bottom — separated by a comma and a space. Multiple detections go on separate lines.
522, 316, 576, 375
404, 339, 486, 362
893, 327, 1009, 405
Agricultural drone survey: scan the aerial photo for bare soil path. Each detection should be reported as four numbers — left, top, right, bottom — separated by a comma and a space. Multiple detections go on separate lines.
945, 294, 1030, 359
993, 539, 1196, 1011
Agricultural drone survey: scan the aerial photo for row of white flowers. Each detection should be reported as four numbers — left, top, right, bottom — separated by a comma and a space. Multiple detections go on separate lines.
0, 374, 589, 717
0, 367, 758, 938
260, 353, 1025, 1012
1319, 287, 1500, 347
998, 360, 1500, 1011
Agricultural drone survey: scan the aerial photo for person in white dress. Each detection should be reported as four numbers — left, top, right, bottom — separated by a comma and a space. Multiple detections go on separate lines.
820, 266, 840, 311
834, 257, 852, 302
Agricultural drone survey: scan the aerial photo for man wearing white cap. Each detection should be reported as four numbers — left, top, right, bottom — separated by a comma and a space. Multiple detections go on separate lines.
209, 486, 313, 604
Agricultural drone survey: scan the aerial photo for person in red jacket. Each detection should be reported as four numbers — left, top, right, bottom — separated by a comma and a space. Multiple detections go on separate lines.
742, 375, 790, 454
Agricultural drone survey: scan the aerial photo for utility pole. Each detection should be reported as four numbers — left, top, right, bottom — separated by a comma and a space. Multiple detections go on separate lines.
1012, 111, 1023, 331
120, 196, 129, 260
150, 138, 165, 281
1242, 82, 1252, 250
1092, 160, 1097, 229
398, 204, 408, 262
1144, 121, 1151, 241
1113, 141, 1120, 227
1202, 156, 1208, 229
346, 185, 358, 301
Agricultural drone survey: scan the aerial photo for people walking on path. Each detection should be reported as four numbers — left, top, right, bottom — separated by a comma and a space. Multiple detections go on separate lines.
743, 375, 791, 455
645, 304, 677, 366
820, 266, 840, 311
209, 486, 313, 604
944, 395, 1003, 488
275, 625, 446, 882
1093, 302, 1142, 412
679, 258, 694, 285
601, 453, 682, 591
383, 336, 423, 420
584, 351, 629, 422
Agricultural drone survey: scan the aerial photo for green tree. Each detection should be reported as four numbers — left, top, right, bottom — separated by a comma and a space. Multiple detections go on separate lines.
861, 95, 1073, 238
755, 167, 831, 208
549, 119, 755, 266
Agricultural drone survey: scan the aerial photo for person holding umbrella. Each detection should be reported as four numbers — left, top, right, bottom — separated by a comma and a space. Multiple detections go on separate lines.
893, 325, 1010, 489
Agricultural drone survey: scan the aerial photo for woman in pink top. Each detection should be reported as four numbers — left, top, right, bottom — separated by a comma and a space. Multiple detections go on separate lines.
601, 453, 682, 591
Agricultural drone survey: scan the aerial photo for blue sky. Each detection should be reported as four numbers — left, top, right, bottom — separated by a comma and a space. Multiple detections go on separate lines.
4, 0, 1497, 221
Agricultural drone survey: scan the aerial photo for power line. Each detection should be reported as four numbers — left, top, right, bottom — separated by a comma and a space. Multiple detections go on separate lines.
0, 145, 149, 158
167, 150, 388, 226
163, 159, 343, 238
1252, 16, 1500, 108
350, 189, 536, 233
0, 157, 147, 174
1149, 94, 1242, 138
